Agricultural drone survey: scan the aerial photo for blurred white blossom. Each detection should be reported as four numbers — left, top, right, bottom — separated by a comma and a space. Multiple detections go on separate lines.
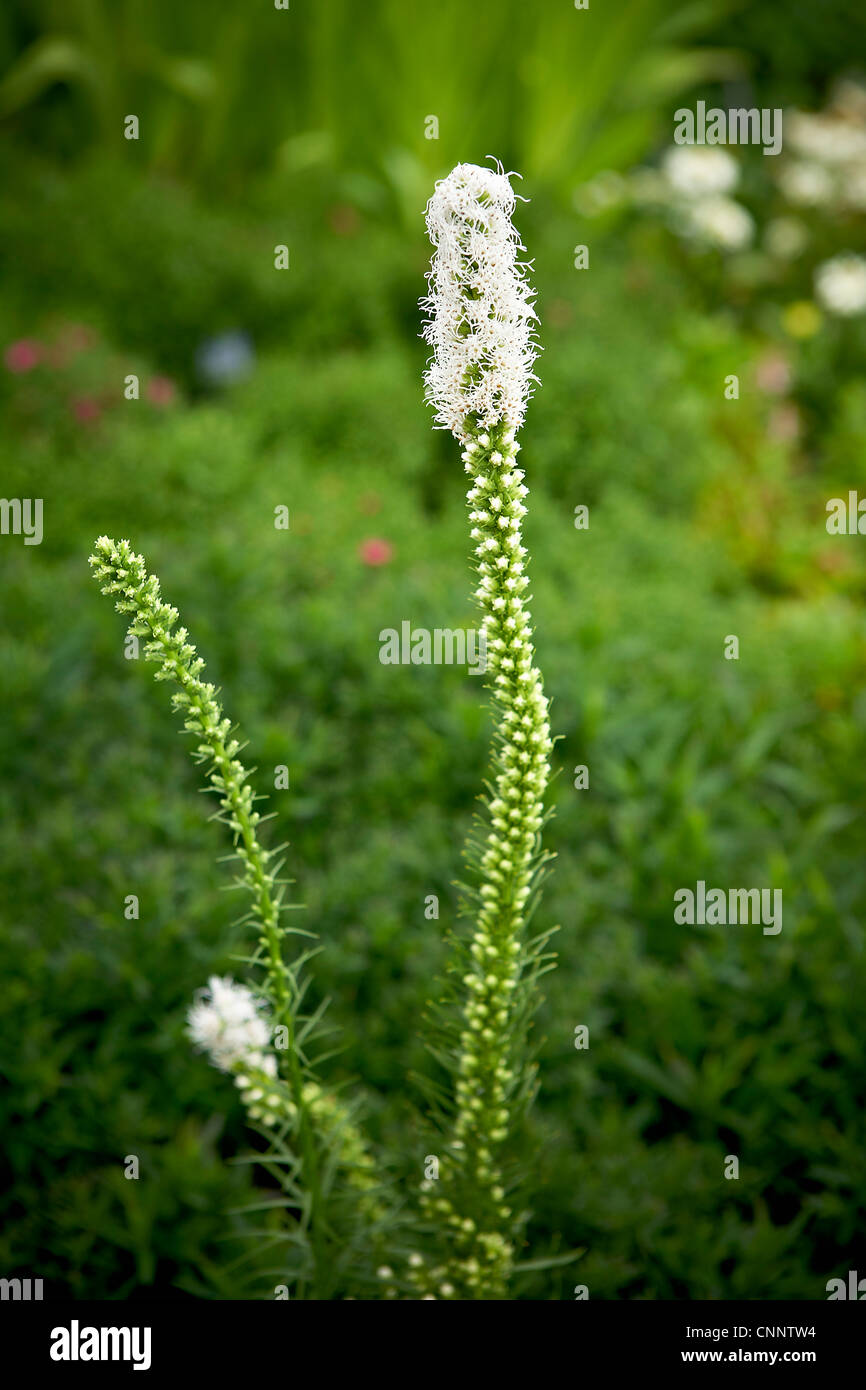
633, 146, 752, 253
777, 84, 866, 213
187, 975, 276, 1075
661, 146, 739, 198
627, 80, 866, 320
843, 166, 866, 211
686, 196, 754, 250
777, 160, 834, 206
788, 109, 866, 166
814, 254, 866, 316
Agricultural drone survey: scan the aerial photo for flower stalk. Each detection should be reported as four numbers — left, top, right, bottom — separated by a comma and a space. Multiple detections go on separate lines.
416, 163, 555, 1298
88, 535, 375, 1295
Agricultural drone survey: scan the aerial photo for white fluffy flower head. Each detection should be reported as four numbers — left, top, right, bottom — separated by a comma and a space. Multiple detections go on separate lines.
815, 254, 866, 317
187, 975, 276, 1076
422, 161, 539, 443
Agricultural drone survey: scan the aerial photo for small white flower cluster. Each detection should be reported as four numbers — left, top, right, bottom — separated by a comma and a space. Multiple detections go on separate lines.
779, 82, 866, 214
620, 80, 866, 280
777, 159, 834, 208
685, 195, 754, 251
187, 975, 277, 1077
814, 253, 866, 317
188, 976, 284, 1125
422, 162, 539, 442
662, 147, 753, 251
378, 1257, 456, 1301
625, 146, 753, 252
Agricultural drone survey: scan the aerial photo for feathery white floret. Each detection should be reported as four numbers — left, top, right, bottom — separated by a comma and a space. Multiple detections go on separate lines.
187, 975, 276, 1076
422, 161, 539, 443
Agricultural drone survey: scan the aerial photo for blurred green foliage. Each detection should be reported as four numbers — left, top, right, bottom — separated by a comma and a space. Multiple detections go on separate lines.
0, 0, 740, 214
1, 0, 865, 1300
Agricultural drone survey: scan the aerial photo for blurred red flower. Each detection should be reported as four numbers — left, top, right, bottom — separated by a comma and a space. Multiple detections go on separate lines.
5, 339, 42, 373
359, 537, 393, 566
147, 375, 177, 407
71, 396, 102, 424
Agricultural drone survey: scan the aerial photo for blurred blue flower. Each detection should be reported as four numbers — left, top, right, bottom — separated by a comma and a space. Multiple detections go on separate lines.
195, 330, 255, 386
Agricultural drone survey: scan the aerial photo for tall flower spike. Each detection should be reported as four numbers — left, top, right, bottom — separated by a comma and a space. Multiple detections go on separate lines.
422, 161, 540, 442
416, 164, 555, 1300
88, 536, 385, 1295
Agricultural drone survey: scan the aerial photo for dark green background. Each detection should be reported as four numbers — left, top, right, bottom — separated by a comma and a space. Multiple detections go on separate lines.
1, 0, 864, 1299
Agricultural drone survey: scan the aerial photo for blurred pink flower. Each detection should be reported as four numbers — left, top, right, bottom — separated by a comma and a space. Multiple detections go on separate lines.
147, 375, 177, 407
755, 350, 791, 396
767, 403, 801, 443
5, 339, 42, 373
71, 396, 102, 425
359, 537, 393, 567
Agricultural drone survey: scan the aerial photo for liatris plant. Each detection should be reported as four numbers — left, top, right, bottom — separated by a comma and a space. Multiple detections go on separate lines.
413, 162, 556, 1300
88, 537, 383, 1299
87, 161, 559, 1302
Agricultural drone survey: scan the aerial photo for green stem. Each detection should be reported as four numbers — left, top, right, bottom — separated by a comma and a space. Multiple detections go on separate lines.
89, 536, 329, 1293
416, 419, 553, 1300
209, 726, 329, 1288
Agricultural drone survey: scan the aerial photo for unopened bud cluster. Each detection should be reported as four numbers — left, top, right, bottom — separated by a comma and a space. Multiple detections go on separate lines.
89, 537, 293, 1015
415, 420, 552, 1296
460, 419, 552, 1134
